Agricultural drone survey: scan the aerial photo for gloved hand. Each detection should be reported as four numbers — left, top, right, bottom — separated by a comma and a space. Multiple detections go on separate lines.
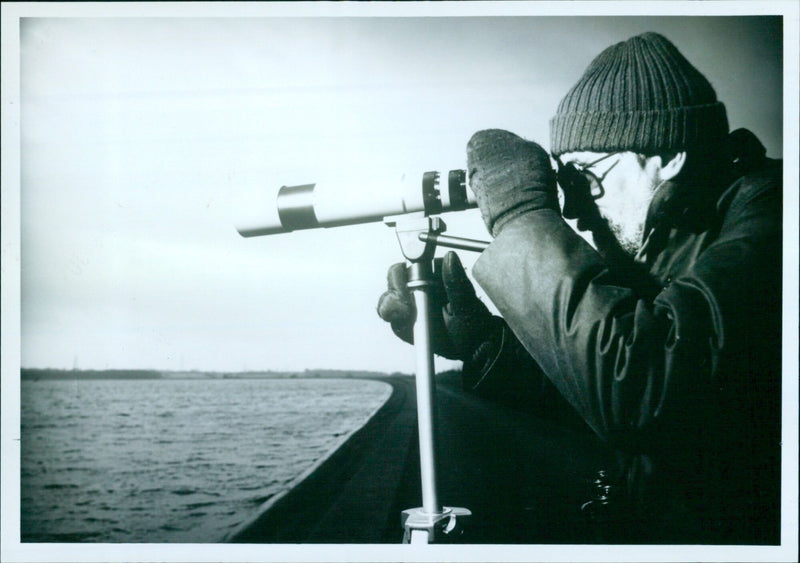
376, 251, 499, 361
467, 129, 558, 236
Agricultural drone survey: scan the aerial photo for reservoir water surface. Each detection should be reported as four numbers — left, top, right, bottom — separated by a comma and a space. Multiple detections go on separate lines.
21, 377, 392, 542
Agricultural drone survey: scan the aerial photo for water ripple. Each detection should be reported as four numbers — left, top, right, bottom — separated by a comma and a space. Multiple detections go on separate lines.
21, 378, 391, 543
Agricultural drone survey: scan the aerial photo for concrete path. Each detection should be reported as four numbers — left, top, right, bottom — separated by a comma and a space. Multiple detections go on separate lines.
228, 374, 608, 544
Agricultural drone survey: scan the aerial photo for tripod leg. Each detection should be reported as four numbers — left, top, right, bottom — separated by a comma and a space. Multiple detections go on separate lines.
409, 266, 441, 516
387, 215, 471, 543
409, 529, 430, 544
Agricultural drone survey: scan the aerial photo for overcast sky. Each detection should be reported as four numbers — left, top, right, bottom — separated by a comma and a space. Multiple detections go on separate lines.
5, 8, 791, 374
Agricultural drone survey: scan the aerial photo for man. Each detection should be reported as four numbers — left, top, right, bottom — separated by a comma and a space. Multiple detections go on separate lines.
378, 32, 781, 544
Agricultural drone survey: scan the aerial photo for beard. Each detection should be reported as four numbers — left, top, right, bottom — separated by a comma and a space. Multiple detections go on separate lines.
575, 205, 642, 261
585, 212, 661, 299
604, 216, 644, 258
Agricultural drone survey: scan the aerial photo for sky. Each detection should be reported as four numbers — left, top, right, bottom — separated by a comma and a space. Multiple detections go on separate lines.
3, 6, 793, 376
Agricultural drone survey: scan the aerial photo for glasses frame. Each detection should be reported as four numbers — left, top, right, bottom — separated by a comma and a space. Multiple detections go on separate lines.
554, 152, 622, 201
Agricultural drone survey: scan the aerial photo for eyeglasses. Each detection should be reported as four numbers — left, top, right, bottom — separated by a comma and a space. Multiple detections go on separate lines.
554, 152, 622, 201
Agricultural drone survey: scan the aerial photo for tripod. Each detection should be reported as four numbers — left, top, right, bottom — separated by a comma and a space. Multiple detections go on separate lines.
385, 212, 488, 544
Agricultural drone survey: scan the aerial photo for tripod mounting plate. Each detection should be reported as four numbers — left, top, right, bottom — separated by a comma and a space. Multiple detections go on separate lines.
401, 506, 472, 544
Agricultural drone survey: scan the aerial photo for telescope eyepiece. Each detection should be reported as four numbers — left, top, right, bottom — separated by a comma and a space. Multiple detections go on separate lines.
448, 169, 469, 211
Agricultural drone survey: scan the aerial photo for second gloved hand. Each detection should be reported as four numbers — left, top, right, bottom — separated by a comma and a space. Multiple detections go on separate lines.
376, 251, 499, 361
467, 129, 558, 236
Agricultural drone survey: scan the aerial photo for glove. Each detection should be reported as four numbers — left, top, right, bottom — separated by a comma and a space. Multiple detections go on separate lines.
467, 129, 558, 236
376, 251, 499, 361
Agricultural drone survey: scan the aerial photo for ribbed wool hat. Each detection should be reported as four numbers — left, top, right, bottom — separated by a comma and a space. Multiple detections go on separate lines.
550, 32, 729, 156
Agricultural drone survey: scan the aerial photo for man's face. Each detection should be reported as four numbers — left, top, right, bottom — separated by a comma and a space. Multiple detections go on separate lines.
558, 151, 661, 256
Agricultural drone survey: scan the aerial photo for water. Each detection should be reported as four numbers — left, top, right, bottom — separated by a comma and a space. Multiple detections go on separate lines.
20, 377, 392, 543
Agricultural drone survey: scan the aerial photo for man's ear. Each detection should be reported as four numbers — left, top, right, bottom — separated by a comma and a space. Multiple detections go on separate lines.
658, 151, 687, 181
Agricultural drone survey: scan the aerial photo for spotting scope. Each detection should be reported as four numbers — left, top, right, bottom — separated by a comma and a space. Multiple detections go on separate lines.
235, 168, 485, 542
235, 170, 475, 237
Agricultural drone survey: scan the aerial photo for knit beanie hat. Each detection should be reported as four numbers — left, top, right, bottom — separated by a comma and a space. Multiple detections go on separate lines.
550, 32, 728, 156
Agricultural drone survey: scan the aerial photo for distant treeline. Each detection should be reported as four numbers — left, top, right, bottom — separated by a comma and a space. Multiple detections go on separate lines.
21, 368, 162, 381
21, 368, 411, 381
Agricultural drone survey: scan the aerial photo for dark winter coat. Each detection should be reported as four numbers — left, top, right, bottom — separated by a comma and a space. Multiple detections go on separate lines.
464, 135, 782, 544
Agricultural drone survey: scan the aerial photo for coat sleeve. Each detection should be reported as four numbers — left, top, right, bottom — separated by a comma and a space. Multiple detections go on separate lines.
460, 320, 584, 424
471, 172, 781, 447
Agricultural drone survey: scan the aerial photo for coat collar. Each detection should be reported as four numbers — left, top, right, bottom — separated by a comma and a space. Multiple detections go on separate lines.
643, 174, 730, 236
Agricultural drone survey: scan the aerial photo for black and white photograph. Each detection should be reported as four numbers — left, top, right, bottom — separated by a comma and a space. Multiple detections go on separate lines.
2, 2, 798, 562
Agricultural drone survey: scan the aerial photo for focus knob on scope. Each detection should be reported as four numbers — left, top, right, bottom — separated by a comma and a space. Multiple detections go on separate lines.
235, 169, 475, 238
421, 169, 470, 216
